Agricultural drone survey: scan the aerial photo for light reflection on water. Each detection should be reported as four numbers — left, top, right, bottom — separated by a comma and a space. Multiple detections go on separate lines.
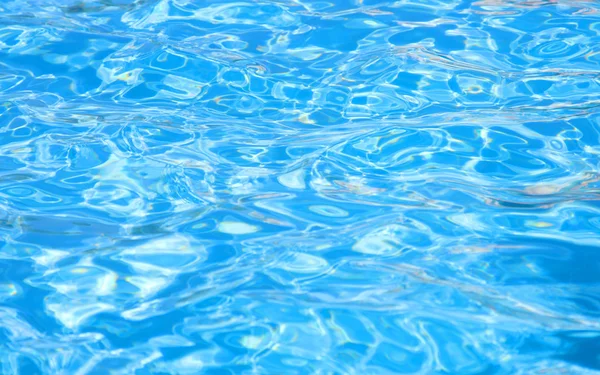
1, 0, 600, 373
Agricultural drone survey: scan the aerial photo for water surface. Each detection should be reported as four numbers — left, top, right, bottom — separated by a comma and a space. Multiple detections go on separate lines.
1, 0, 600, 374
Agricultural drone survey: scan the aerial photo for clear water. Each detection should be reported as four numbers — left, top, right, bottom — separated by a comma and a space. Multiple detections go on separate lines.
1, 0, 600, 374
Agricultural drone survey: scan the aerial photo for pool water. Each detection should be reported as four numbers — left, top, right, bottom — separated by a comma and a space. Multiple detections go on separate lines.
1, 0, 600, 374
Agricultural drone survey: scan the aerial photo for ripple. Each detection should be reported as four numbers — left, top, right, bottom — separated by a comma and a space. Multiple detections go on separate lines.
2, 0, 600, 373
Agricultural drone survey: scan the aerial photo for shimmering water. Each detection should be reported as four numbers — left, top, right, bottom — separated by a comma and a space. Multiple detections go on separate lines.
1, 0, 600, 373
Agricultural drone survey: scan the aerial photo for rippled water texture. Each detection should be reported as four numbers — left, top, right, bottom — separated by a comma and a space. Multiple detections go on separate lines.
1, 0, 600, 373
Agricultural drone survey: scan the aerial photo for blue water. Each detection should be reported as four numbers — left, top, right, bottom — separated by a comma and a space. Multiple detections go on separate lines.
1, 0, 600, 373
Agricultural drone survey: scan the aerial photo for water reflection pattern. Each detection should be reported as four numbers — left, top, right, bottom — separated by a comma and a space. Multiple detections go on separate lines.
1, 0, 600, 374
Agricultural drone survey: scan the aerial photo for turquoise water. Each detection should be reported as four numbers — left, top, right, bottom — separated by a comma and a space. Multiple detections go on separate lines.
1, 0, 600, 373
